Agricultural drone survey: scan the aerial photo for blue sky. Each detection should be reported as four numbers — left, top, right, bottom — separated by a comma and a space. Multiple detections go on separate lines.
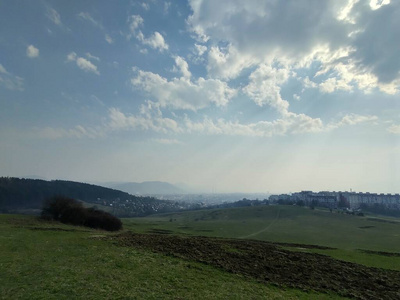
0, 0, 399, 193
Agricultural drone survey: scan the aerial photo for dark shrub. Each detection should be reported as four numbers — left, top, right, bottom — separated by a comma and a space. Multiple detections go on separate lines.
41, 196, 122, 231
41, 196, 81, 220
84, 207, 122, 231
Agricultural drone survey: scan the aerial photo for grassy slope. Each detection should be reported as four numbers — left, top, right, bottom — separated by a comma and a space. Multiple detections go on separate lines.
0, 214, 344, 300
123, 205, 400, 270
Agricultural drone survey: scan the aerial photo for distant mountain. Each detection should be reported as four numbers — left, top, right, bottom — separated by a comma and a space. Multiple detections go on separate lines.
0, 177, 185, 217
110, 181, 185, 195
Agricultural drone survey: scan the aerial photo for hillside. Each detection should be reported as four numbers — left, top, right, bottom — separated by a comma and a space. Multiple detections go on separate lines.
0, 177, 184, 216
2, 213, 400, 299
0, 214, 346, 299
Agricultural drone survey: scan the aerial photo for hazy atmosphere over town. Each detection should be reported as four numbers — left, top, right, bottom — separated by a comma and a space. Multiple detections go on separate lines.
1, 0, 399, 194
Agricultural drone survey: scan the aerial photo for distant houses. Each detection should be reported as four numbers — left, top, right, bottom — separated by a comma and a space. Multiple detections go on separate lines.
269, 191, 400, 211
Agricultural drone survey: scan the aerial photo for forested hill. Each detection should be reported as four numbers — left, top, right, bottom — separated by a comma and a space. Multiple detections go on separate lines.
0, 177, 184, 216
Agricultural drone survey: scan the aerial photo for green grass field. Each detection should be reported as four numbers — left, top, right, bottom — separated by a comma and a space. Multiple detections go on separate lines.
123, 205, 400, 270
0, 214, 346, 299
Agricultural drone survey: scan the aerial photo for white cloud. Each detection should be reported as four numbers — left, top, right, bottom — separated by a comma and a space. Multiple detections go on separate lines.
34, 125, 102, 139
86, 52, 100, 61
105, 34, 113, 44
127, 15, 168, 52
26, 45, 39, 58
369, 0, 391, 10
128, 15, 144, 38
67, 52, 77, 61
0, 64, 24, 91
137, 31, 169, 52
46, 7, 61, 26
141, 2, 150, 10
243, 64, 290, 114
131, 68, 236, 111
164, 2, 171, 14
108, 106, 181, 134
187, 0, 400, 94
67, 52, 100, 75
195, 44, 207, 56
152, 138, 183, 145
387, 124, 400, 134
77, 12, 103, 29
184, 112, 324, 137
207, 45, 255, 79
0, 64, 7, 74
328, 113, 378, 129
319, 77, 353, 93
76, 58, 100, 75
173, 56, 191, 79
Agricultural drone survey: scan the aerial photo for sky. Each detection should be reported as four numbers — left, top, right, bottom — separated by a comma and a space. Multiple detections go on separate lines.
0, 0, 399, 194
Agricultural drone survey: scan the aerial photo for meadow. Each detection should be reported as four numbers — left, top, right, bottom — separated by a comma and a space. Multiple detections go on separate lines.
0, 213, 345, 299
123, 205, 400, 270
1, 205, 400, 299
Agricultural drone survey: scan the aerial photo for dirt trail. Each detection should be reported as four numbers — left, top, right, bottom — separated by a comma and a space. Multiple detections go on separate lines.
239, 208, 281, 239
113, 232, 400, 300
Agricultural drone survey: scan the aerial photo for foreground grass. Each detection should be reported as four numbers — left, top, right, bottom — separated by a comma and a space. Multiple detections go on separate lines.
0, 214, 344, 299
123, 205, 400, 270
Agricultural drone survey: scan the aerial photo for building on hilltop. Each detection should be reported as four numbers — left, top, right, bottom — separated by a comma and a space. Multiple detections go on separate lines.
270, 191, 400, 210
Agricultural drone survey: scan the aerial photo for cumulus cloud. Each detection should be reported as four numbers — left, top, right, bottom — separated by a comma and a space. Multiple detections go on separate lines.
137, 31, 168, 51
207, 45, 255, 79
348, 1, 400, 84
105, 109, 378, 138
26, 45, 39, 58
184, 113, 324, 137
131, 67, 236, 111
327, 113, 378, 130
127, 15, 144, 38
173, 56, 191, 79
319, 77, 353, 93
67, 52, 100, 75
187, 0, 400, 93
108, 106, 181, 134
188, 0, 349, 63
127, 14, 168, 51
195, 44, 207, 56
242, 64, 290, 113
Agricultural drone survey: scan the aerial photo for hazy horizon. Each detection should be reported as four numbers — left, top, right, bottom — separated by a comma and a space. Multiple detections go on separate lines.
1, 1, 399, 194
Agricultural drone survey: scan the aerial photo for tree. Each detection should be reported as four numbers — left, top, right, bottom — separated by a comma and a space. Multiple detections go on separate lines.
41, 196, 122, 231
338, 194, 350, 209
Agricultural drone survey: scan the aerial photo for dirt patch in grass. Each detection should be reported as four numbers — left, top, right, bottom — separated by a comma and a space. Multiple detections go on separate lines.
358, 249, 400, 257
273, 242, 336, 250
28, 227, 87, 232
366, 218, 398, 224
147, 228, 173, 234
113, 232, 400, 300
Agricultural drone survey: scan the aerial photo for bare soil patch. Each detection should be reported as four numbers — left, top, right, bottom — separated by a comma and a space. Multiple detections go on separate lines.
113, 232, 400, 300
358, 249, 400, 257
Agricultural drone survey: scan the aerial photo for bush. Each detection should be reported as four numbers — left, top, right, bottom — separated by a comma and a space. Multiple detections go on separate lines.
41, 196, 122, 231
